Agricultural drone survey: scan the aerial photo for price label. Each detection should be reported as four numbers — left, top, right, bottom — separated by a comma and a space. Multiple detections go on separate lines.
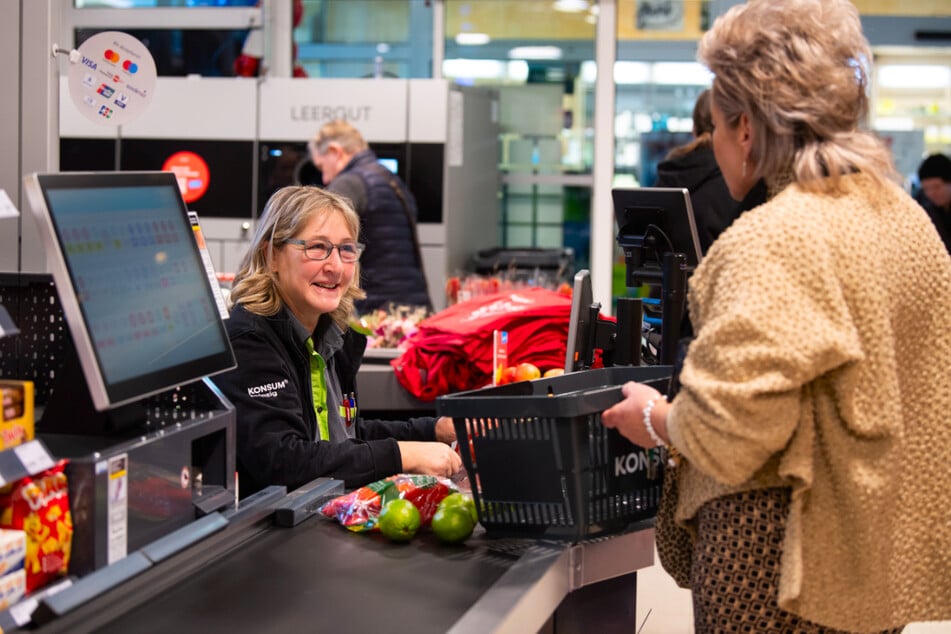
9, 597, 37, 626
14, 441, 55, 475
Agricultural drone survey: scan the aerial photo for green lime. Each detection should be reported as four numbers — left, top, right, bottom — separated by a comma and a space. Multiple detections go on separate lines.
439, 492, 478, 525
378, 498, 421, 542
431, 505, 475, 544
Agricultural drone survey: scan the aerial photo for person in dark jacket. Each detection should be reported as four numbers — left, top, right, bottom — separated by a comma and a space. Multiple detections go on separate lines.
213, 185, 459, 497
651, 89, 767, 344
310, 120, 432, 313
916, 152, 951, 254
654, 89, 743, 255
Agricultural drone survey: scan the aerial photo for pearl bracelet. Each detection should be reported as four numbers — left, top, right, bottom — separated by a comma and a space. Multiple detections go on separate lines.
642, 395, 667, 447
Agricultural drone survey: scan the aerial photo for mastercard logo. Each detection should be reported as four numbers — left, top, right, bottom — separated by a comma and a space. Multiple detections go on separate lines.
103, 49, 120, 63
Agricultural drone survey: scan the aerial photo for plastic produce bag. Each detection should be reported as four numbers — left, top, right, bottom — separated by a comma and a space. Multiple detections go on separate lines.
319, 474, 455, 533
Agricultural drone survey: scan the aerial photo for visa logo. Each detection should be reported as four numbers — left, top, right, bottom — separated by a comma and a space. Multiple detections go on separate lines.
81, 56, 97, 70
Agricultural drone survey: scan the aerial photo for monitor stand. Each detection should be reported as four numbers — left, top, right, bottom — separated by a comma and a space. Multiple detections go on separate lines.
624, 252, 688, 366
38, 337, 146, 437
34, 328, 236, 577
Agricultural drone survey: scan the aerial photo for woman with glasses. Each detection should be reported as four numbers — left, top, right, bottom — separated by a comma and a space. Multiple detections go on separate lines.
213, 186, 459, 498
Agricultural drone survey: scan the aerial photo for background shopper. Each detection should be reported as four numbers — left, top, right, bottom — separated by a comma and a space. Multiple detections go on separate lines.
310, 120, 432, 313
916, 152, 951, 253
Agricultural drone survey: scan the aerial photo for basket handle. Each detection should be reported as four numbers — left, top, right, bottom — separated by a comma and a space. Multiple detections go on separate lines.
575, 384, 626, 413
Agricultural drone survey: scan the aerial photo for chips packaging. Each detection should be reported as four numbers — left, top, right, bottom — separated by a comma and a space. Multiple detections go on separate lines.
0, 460, 72, 593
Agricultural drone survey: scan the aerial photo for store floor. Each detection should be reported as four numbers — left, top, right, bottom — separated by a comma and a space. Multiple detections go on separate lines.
635, 546, 951, 633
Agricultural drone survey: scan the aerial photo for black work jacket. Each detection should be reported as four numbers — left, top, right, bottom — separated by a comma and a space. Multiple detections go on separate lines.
211, 304, 436, 496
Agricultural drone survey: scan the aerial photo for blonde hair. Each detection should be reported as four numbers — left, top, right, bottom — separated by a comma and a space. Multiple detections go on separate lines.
230, 186, 366, 330
310, 120, 369, 156
698, 0, 897, 194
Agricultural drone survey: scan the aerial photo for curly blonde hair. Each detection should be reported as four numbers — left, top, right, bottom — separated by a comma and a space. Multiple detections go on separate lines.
698, 0, 897, 194
230, 186, 366, 330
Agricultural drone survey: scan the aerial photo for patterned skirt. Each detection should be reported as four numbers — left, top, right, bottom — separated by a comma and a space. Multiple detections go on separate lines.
691, 487, 904, 634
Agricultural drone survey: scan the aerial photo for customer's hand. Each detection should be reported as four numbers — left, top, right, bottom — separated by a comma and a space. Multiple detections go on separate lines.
434, 416, 457, 444
398, 441, 462, 478
601, 381, 670, 448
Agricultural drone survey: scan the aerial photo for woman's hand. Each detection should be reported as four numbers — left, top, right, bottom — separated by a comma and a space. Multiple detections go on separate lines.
601, 381, 671, 448
398, 441, 463, 479
434, 416, 457, 445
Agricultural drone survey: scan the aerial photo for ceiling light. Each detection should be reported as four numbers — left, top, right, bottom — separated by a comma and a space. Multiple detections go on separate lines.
443, 59, 506, 80
651, 62, 714, 86
441, 59, 529, 82
614, 61, 650, 84
508, 46, 563, 60
873, 117, 915, 131
878, 65, 951, 89
580, 61, 597, 83
553, 0, 589, 12
455, 32, 491, 46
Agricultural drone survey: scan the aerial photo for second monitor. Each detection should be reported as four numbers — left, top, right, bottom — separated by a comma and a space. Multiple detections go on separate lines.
612, 187, 702, 288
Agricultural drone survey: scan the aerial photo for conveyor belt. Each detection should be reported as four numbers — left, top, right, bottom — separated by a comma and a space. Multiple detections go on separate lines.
26, 482, 654, 634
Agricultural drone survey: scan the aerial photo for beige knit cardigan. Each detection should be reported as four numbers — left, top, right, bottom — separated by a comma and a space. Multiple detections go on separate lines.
666, 173, 951, 631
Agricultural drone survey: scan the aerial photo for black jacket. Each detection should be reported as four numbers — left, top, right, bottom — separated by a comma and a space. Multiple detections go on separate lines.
328, 150, 432, 312
921, 200, 951, 255
654, 145, 742, 255
656, 148, 768, 342
211, 303, 436, 496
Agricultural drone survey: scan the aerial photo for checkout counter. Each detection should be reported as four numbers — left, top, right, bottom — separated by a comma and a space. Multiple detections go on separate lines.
0, 275, 658, 634
356, 350, 432, 417
0, 181, 669, 631
29, 489, 655, 633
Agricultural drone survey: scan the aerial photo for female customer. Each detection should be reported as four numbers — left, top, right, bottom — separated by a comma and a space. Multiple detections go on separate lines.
213, 186, 459, 497
602, 0, 951, 632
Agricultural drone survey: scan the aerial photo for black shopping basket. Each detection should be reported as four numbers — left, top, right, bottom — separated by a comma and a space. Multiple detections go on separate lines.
436, 365, 672, 540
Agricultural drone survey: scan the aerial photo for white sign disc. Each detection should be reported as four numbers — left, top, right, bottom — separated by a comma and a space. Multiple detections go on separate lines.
67, 31, 157, 126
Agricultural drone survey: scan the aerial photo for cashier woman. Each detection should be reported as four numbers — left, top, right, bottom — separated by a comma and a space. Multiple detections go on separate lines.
213, 185, 460, 497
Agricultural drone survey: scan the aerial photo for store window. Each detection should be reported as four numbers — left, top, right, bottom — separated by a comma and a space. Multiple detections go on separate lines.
441, 0, 714, 273
67, 0, 260, 77
72, 27, 250, 76
872, 49, 951, 188
294, 0, 434, 79
444, 0, 596, 268
74, 1, 256, 5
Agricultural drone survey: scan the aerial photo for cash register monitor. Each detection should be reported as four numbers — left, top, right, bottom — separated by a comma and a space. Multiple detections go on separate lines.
612, 187, 703, 285
564, 269, 595, 373
24, 171, 236, 413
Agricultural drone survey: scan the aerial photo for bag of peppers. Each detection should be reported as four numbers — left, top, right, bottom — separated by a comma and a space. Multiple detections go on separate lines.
319, 473, 455, 532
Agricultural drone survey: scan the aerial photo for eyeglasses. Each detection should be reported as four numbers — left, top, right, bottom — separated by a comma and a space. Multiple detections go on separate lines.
283, 238, 364, 263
